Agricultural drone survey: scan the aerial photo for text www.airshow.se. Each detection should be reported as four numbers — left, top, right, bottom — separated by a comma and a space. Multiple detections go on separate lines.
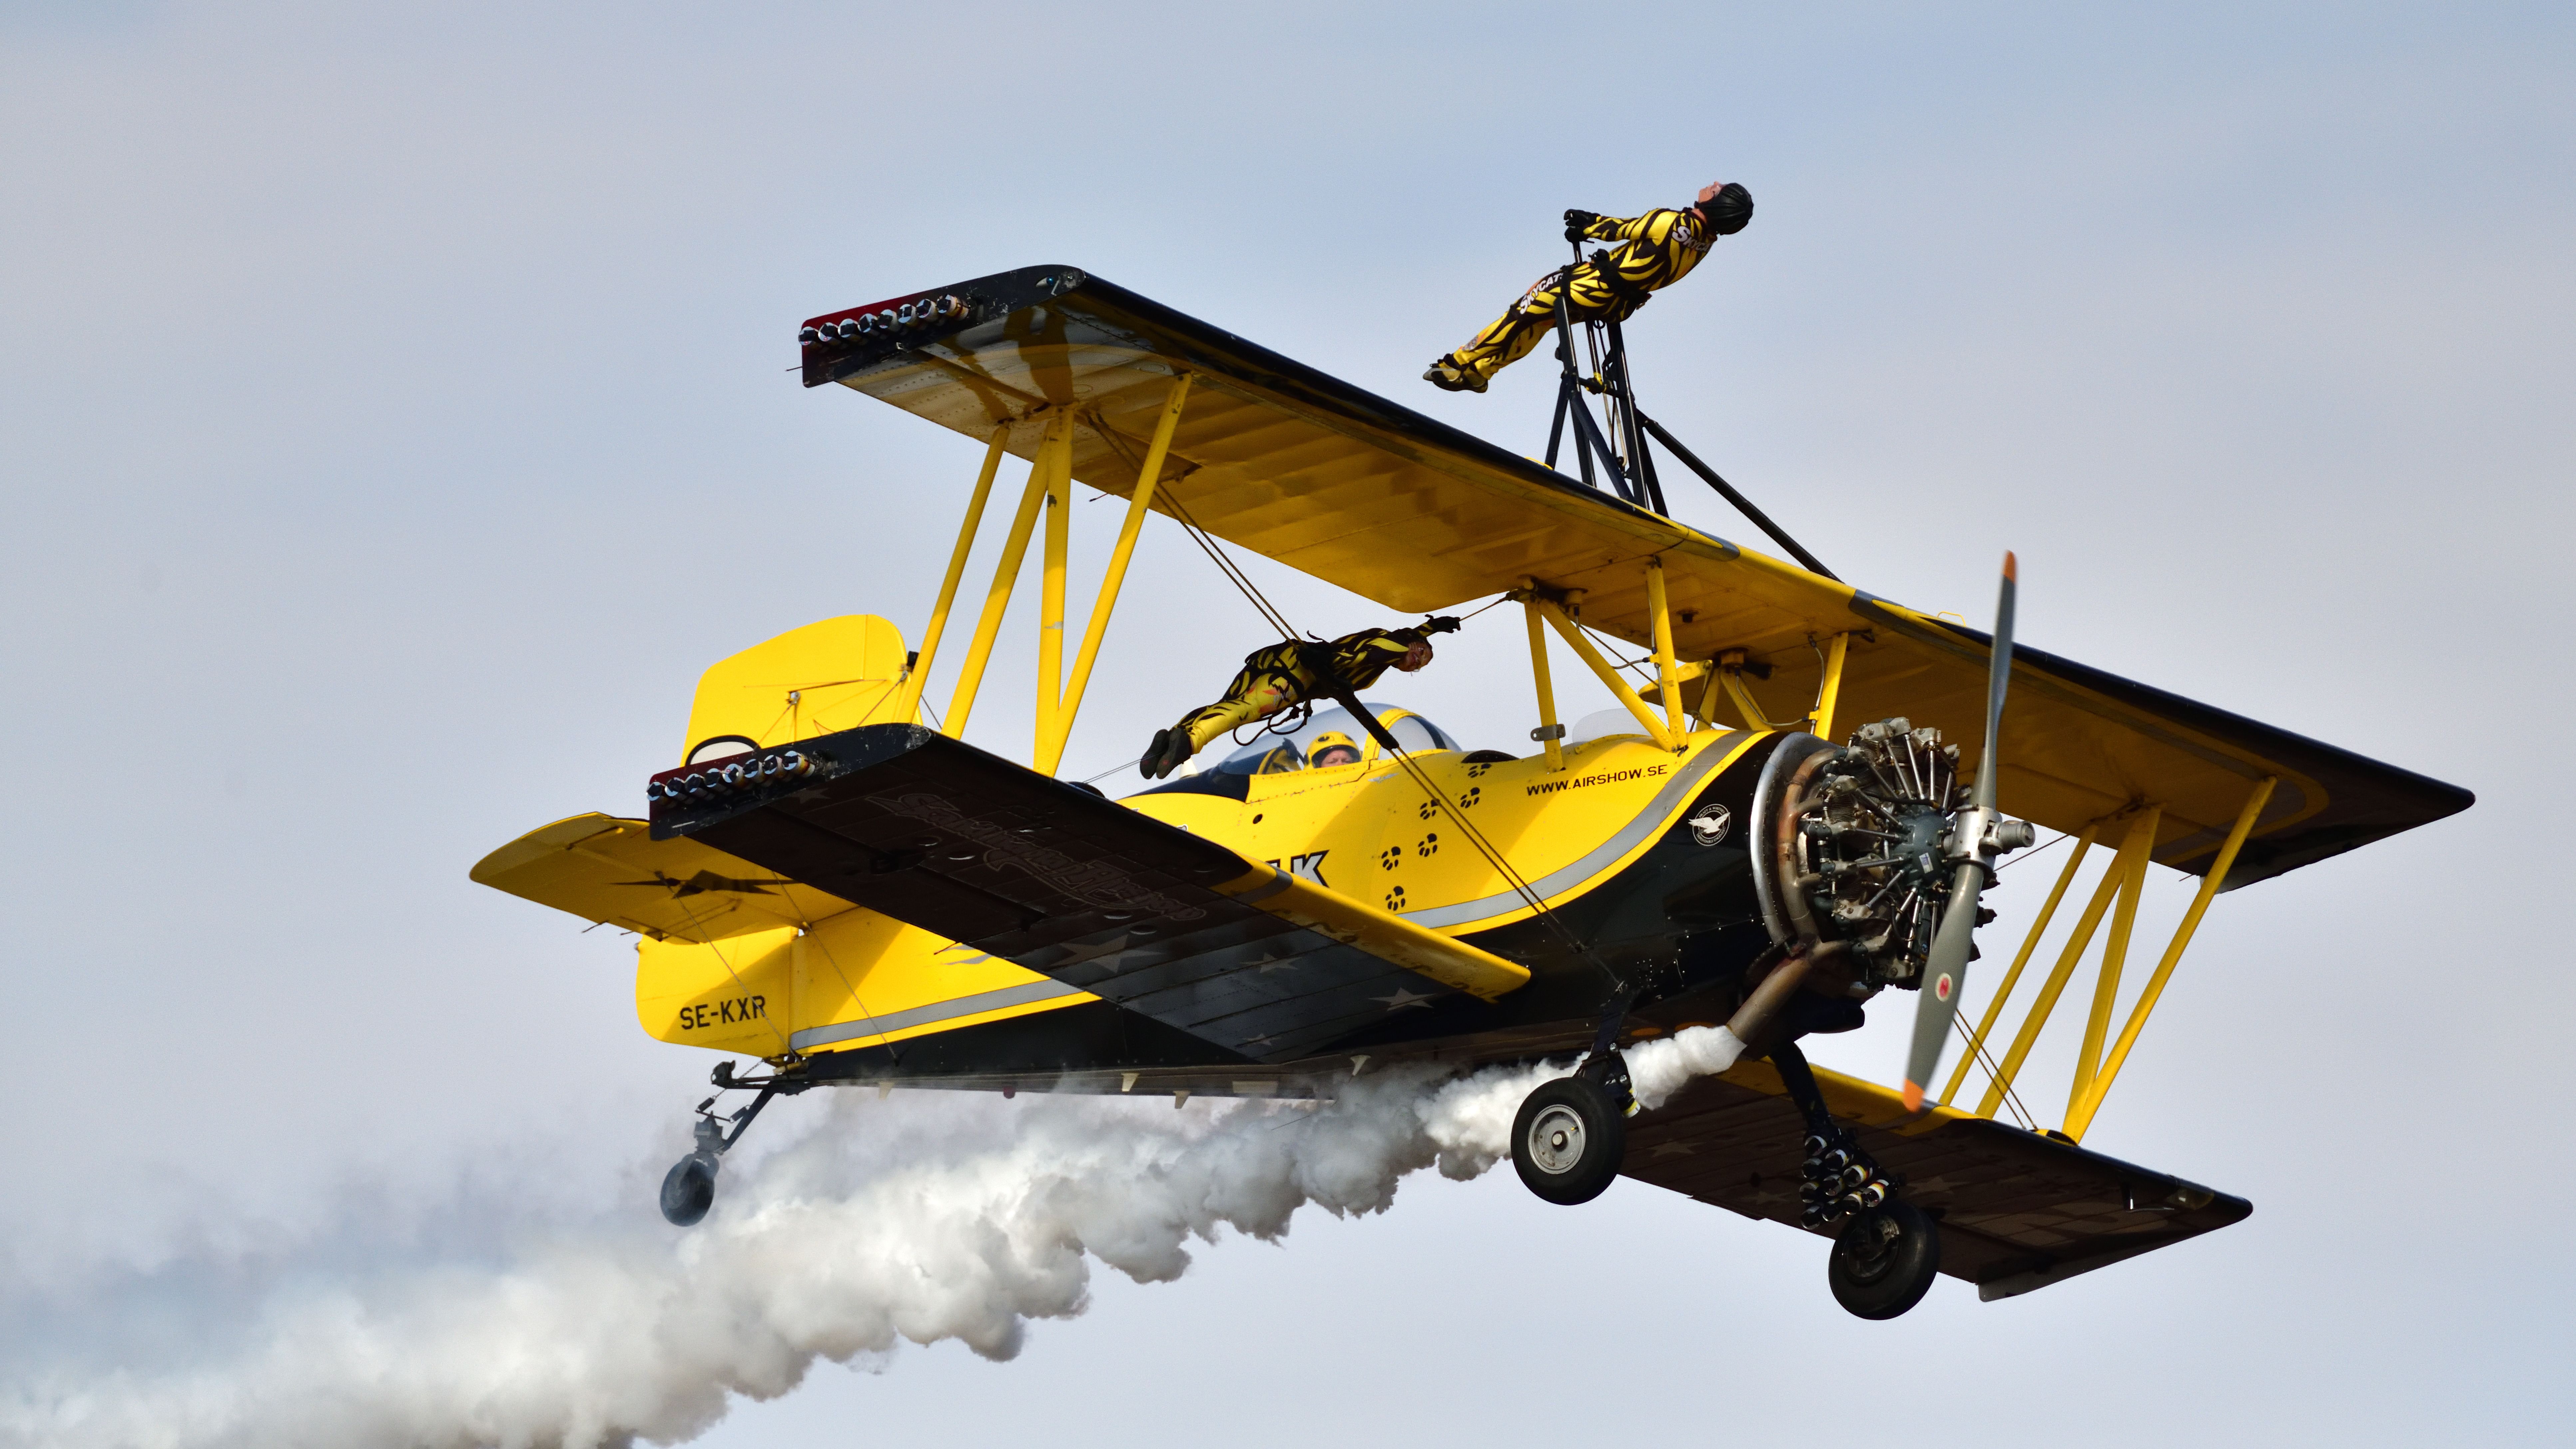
1524, 764, 1669, 796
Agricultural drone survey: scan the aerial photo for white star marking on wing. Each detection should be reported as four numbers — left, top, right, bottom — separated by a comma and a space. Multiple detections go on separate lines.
1052, 933, 1134, 967
1372, 988, 1437, 1012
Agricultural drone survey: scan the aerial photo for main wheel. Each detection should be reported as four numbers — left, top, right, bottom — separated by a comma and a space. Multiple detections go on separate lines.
1511, 1076, 1627, 1205
1827, 1200, 1941, 1319
660, 1152, 719, 1227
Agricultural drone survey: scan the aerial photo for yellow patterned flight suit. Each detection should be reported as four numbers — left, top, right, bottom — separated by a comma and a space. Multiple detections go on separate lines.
1438, 206, 1722, 388
1149, 628, 1430, 776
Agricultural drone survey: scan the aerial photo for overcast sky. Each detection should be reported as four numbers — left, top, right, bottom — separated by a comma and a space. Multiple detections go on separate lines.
3, 2, 2569, 1444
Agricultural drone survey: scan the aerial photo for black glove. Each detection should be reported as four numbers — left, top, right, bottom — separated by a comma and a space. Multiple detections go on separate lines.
1420, 615, 1463, 636
1562, 208, 1600, 242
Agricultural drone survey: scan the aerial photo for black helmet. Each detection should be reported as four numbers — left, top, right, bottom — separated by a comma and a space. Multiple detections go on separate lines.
1701, 182, 1753, 235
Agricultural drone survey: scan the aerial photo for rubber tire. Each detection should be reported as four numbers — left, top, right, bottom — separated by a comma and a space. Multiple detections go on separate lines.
1827, 1200, 1942, 1319
1511, 1076, 1627, 1206
660, 1152, 719, 1227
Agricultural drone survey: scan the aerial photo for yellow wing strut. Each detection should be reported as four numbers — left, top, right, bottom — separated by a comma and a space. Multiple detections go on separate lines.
1523, 598, 1566, 772
1941, 821, 2099, 1105
1976, 811, 2157, 1118
2064, 778, 2277, 1139
1038, 374, 1191, 775
1527, 594, 1676, 751
944, 412, 1068, 739
896, 425, 1008, 726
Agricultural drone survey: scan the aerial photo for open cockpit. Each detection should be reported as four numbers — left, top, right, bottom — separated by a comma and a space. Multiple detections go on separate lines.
1127, 703, 1491, 799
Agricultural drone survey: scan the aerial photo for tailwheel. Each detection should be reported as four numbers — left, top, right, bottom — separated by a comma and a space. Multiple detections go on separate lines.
655, 1063, 805, 1228
659, 1147, 719, 1227
1827, 1199, 1942, 1319
1511, 1075, 1628, 1205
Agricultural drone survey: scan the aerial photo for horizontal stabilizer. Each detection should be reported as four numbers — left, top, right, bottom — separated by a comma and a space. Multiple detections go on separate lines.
651, 724, 1526, 1063
469, 813, 856, 943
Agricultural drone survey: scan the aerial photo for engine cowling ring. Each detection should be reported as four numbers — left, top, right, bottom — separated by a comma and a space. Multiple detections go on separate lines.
1749, 731, 1836, 951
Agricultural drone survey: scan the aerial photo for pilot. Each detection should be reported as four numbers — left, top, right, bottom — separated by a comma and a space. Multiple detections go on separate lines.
1306, 731, 1362, 769
1424, 180, 1753, 394
1140, 619, 1459, 779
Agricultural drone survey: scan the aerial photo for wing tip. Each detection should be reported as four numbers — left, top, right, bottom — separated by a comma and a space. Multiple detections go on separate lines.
1901, 1080, 1926, 1113
2002, 549, 2018, 581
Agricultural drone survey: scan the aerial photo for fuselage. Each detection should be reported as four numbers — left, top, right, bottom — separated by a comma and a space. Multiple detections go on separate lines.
632, 722, 1800, 1093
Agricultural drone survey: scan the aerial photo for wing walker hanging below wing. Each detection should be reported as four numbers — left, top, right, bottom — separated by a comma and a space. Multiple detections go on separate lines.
473, 259, 2471, 1319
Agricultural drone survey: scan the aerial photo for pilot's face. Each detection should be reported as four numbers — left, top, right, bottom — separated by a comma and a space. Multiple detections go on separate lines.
1313, 745, 1361, 768
1396, 644, 1434, 673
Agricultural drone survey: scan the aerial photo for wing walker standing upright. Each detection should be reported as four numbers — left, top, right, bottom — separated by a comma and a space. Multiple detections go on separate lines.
1427, 178, 1836, 578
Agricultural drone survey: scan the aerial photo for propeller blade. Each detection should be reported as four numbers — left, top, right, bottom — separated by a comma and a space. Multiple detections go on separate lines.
1972, 551, 2016, 811
1902, 861, 1984, 1111
1905, 551, 2020, 1113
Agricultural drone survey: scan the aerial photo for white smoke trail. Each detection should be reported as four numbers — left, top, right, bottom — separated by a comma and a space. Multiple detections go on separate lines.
1, 1028, 1740, 1449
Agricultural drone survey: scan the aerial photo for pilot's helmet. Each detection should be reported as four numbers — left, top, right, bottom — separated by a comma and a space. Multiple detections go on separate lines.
1305, 730, 1362, 768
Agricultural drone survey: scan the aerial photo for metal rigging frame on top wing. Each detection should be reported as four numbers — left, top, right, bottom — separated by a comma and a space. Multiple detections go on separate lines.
1542, 254, 1663, 515
1539, 239, 1841, 584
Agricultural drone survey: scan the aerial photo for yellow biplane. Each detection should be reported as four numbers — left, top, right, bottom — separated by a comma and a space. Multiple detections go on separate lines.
474, 266, 2469, 1318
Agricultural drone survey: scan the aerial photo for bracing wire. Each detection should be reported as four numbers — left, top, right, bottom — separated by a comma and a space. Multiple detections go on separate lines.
1575, 618, 1664, 682
1995, 828, 2073, 872
802, 925, 903, 1066
1163, 496, 1299, 643
1158, 494, 1614, 980
668, 898, 798, 1058
1377, 739, 1600, 968
1951, 1010, 2037, 1130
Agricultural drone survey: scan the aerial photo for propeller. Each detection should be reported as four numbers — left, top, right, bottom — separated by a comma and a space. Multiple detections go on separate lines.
1901, 552, 2035, 1113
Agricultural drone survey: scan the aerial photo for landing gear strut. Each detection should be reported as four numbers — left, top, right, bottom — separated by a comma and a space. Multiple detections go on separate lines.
658, 1060, 805, 1227
1775, 1043, 1894, 1231
1772, 1040, 1942, 1317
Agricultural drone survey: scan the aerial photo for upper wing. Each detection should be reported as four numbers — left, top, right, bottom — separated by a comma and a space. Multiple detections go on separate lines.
648, 723, 1529, 1064
469, 813, 859, 943
796, 265, 2469, 887
1624, 1060, 2251, 1299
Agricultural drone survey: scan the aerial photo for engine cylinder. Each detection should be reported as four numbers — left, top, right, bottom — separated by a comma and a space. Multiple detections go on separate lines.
1749, 717, 2027, 995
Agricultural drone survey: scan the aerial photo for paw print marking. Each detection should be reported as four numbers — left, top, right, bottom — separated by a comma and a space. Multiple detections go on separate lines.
1379, 846, 1403, 871
1417, 832, 1440, 858
1466, 763, 1491, 779
1418, 800, 1438, 821
1459, 786, 1482, 808
1385, 885, 1408, 910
